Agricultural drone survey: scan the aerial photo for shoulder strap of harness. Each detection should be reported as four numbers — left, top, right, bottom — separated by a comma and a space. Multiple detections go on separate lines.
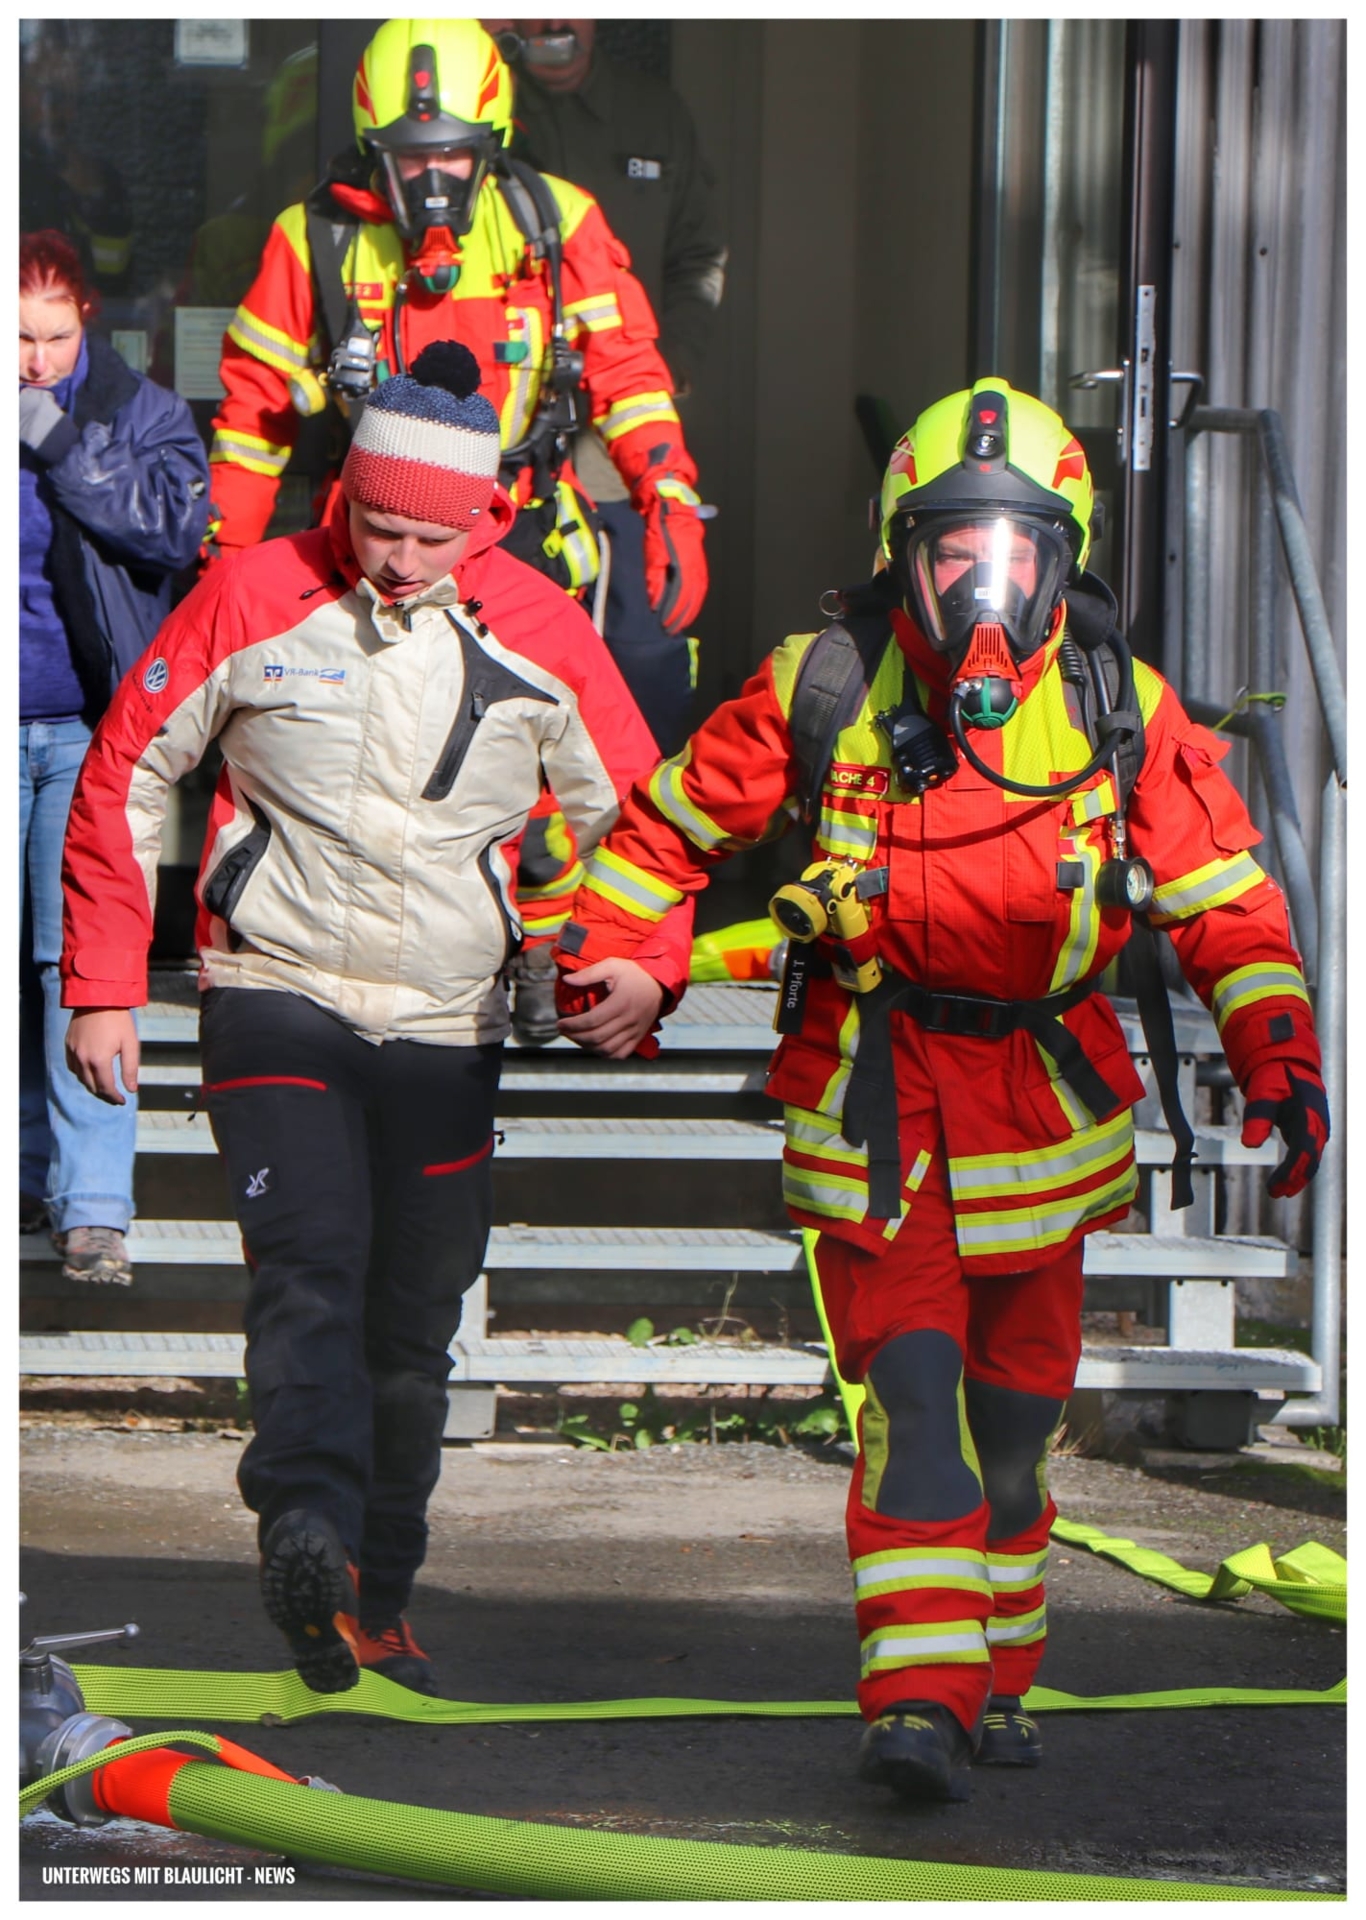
304, 155, 371, 358
788, 574, 900, 824
1063, 570, 1145, 807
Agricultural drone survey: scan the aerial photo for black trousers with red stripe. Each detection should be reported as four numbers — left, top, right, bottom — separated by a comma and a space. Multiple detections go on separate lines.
200, 987, 500, 1620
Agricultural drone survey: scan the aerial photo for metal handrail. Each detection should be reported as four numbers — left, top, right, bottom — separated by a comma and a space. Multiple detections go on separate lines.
1181, 405, 1344, 1429
1188, 407, 1346, 783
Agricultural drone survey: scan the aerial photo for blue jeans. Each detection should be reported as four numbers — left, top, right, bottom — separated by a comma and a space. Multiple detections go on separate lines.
19, 717, 137, 1232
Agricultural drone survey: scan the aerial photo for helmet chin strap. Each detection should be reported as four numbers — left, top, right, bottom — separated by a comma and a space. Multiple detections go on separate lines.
949, 621, 1024, 729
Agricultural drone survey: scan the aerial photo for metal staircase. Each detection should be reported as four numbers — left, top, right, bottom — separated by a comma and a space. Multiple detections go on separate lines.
20, 972, 1320, 1440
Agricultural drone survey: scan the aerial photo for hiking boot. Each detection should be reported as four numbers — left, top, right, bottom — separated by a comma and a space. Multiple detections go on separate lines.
858, 1701, 975, 1804
347, 1614, 440, 1696
975, 1695, 1042, 1767
259, 1511, 361, 1693
56, 1225, 133, 1286
20, 1193, 49, 1235
509, 946, 561, 1047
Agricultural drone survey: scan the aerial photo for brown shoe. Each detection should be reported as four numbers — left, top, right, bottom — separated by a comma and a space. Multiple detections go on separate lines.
56, 1226, 133, 1287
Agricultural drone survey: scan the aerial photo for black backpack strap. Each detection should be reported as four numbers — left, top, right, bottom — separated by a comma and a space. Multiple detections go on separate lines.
788, 579, 899, 823
1064, 572, 1145, 808
1064, 574, 1192, 1206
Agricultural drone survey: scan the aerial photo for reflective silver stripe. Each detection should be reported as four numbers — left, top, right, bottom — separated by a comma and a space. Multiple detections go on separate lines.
855, 1557, 990, 1589
954, 1168, 1138, 1251
649, 760, 729, 851
986, 1608, 1046, 1645
227, 310, 311, 372
1151, 851, 1263, 919
583, 848, 681, 918
860, 1628, 989, 1669
599, 392, 677, 437
817, 806, 879, 859
950, 1118, 1130, 1195
1211, 963, 1309, 1030
986, 1556, 1048, 1587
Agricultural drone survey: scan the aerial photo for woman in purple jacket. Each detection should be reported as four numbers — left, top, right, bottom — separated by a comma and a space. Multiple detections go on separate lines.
20, 228, 210, 1283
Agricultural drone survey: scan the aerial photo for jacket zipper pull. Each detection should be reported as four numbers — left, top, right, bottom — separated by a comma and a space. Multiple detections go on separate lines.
471, 690, 486, 720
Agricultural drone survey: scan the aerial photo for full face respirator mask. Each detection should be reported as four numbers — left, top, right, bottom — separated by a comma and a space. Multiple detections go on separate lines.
900, 513, 1076, 729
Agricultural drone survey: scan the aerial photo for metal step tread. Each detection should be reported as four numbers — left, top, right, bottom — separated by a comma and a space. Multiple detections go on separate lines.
22, 1222, 1295, 1279
139, 984, 1222, 1058
132, 1109, 1274, 1168
140, 981, 782, 1053
19, 1329, 1319, 1394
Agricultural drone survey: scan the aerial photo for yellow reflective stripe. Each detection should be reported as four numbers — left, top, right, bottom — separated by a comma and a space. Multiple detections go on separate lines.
816, 802, 879, 861
1048, 827, 1104, 991
597, 391, 680, 443
906, 1147, 932, 1193
90, 232, 133, 277
655, 477, 702, 508
582, 846, 682, 922
499, 307, 543, 451
955, 1166, 1138, 1258
517, 862, 585, 904
226, 305, 312, 375
770, 631, 819, 719
563, 293, 622, 333
1150, 851, 1264, 921
520, 905, 572, 936
860, 1621, 990, 1676
854, 1550, 991, 1602
784, 1108, 868, 1167
985, 1550, 1049, 1588
949, 1113, 1132, 1201
648, 754, 731, 852
816, 1001, 861, 1117
854, 1547, 989, 1577
782, 1167, 868, 1223
986, 1602, 1047, 1647
209, 430, 292, 475
1211, 962, 1310, 1034
1069, 776, 1118, 824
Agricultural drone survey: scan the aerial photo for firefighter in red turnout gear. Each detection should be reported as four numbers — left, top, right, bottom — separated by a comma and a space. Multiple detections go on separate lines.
554, 381, 1328, 1803
207, 20, 706, 1045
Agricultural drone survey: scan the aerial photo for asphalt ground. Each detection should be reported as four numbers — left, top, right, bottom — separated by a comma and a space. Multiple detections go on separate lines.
19, 1427, 1346, 1901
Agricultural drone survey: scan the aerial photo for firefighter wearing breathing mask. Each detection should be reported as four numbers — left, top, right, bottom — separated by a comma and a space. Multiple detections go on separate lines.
207, 19, 706, 1040
551, 379, 1328, 1805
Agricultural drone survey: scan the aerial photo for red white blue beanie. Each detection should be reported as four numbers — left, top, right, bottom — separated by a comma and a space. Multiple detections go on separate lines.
342, 341, 501, 531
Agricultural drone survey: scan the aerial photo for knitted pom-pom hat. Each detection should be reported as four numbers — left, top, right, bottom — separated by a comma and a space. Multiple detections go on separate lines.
342, 342, 501, 531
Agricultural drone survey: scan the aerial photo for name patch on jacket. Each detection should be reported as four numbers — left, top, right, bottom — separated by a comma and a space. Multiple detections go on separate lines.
827, 764, 889, 796
263, 664, 347, 683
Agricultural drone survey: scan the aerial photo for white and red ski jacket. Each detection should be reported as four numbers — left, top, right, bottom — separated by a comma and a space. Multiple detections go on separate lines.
60, 486, 689, 1044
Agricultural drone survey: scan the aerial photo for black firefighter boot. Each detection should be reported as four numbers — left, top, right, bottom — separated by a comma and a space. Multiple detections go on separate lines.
975, 1694, 1043, 1766
858, 1701, 976, 1803
509, 944, 561, 1047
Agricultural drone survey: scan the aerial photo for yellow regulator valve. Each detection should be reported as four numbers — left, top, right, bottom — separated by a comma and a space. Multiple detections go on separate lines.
770, 859, 883, 994
287, 367, 329, 418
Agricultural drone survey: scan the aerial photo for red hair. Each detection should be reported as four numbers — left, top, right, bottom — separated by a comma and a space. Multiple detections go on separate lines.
20, 229, 98, 319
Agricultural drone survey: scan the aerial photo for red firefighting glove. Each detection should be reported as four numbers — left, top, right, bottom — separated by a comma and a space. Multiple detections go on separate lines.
1240, 1061, 1330, 1198
637, 479, 708, 635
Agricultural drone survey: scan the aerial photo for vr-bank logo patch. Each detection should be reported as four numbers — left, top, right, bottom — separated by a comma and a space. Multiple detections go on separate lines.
142, 657, 170, 694
263, 664, 346, 682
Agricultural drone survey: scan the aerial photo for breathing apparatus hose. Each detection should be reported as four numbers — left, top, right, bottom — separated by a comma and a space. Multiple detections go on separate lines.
949, 621, 1140, 799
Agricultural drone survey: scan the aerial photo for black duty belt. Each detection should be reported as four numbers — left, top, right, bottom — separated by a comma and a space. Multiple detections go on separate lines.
840, 971, 1128, 1221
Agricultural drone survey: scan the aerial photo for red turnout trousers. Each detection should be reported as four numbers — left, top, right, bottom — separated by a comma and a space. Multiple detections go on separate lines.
809, 1129, 1085, 1735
